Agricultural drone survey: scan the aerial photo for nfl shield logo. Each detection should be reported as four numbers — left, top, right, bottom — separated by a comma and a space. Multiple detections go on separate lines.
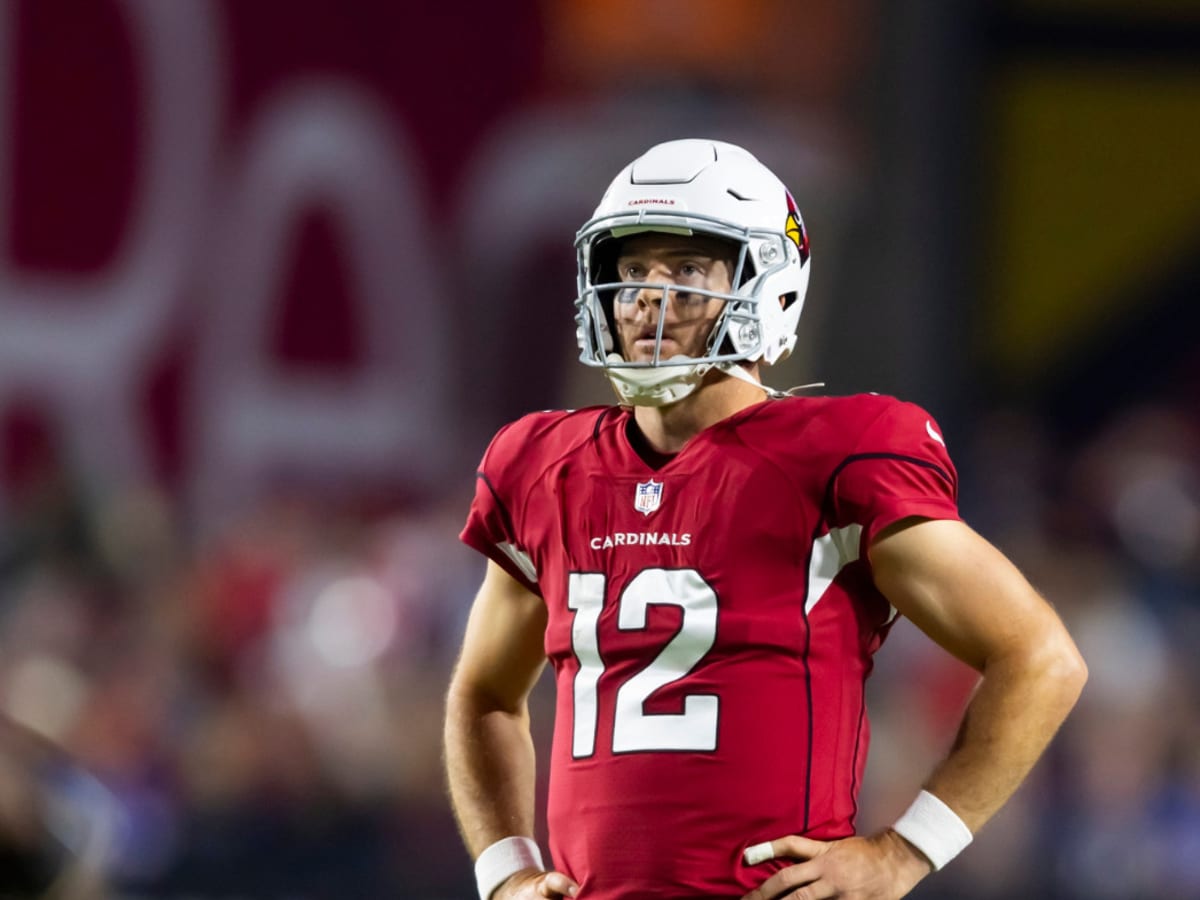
634, 479, 663, 516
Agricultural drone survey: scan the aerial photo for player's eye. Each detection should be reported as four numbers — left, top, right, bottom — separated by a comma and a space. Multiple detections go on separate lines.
619, 264, 642, 281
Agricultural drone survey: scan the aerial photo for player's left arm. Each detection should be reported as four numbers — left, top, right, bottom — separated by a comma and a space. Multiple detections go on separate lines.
869, 516, 1087, 837
741, 516, 1086, 900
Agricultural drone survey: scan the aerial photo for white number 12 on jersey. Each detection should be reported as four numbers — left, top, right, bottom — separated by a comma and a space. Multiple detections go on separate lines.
567, 568, 719, 757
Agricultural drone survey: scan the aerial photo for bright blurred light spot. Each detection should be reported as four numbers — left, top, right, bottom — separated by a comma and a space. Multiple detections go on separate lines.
4, 654, 89, 741
1111, 460, 1200, 570
306, 575, 396, 667
1074, 596, 1168, 710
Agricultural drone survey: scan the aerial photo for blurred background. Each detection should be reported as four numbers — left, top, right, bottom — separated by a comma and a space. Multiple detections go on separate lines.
0, 0, 1196, 897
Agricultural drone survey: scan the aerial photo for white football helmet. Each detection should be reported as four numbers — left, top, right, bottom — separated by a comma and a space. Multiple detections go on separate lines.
575, 139, 811, 406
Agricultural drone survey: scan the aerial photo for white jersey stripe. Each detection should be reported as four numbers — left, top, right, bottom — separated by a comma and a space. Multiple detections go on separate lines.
805, 524, 862, 615
497, 541, 538, 583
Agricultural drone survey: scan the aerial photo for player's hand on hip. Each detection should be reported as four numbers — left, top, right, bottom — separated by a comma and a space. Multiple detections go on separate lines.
494, 867, 580, 899
740, 830, 931, 900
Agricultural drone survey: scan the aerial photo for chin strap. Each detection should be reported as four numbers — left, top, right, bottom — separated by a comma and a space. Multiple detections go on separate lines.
717, 361, 825, 399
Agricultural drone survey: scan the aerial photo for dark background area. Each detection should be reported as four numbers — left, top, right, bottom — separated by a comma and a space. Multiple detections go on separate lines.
0, 1, 1196, 897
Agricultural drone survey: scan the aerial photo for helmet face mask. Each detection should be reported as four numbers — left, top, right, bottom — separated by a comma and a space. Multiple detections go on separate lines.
574, 140, 810, 407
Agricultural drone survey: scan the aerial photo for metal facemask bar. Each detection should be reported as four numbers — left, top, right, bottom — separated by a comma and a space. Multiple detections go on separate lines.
580, 276, 760, 370
574, 218, 790, 371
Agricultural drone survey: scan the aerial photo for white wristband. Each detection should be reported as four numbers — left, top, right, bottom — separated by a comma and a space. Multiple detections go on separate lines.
891, 790, 973, 871
474, 836, 546, 900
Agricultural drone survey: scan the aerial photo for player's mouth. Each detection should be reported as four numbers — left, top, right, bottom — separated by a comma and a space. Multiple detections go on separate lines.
632, 327, 679, 357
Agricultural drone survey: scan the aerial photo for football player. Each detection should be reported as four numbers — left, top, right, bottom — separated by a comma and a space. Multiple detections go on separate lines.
445, 139, 1086, 900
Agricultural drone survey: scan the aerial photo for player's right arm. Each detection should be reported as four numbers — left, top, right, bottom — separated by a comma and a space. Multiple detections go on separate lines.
444, 560, 580, 899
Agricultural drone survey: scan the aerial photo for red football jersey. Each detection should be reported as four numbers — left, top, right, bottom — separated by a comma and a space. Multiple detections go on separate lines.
460, 394, 960, 898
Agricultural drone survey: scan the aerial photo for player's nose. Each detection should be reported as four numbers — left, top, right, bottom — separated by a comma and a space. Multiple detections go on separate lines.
634, 282, 670, 309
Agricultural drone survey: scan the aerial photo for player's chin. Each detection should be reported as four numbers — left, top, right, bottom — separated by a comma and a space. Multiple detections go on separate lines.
619, 348, 656, 364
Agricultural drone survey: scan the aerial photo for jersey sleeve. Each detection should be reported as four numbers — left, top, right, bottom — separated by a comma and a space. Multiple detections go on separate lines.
460, 420, 543, 596
830, 399, 960, 548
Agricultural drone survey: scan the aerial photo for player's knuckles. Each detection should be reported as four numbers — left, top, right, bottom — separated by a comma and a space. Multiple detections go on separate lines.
776, 835, 827, 860
777, 835, 805, 853
773, 836, 805, 858
497, 871, 561, 900
537, 871, 577, 898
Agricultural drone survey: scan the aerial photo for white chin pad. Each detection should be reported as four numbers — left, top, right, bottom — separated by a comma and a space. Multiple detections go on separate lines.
603, 354, 709, 406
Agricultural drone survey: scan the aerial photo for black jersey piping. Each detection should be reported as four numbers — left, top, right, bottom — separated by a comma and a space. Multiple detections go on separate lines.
476, 470, 518, 542
848, 690, 868, 827
799, 565, 817, 834
592, 405, 617, 442
800, 450, 953, 833
724, 415, 820, 833
823, 453, 953, 513
476, 408, 610, 547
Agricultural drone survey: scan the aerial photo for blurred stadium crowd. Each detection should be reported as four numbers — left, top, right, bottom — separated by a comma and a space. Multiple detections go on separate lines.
0, 1, 1197, 898
1, 396, 1198, 899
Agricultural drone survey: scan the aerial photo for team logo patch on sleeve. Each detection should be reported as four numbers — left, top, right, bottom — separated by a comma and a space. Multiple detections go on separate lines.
634, 479, 663, 515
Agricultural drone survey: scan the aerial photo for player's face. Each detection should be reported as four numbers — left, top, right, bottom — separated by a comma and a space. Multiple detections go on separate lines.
612, 234, 736, 363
